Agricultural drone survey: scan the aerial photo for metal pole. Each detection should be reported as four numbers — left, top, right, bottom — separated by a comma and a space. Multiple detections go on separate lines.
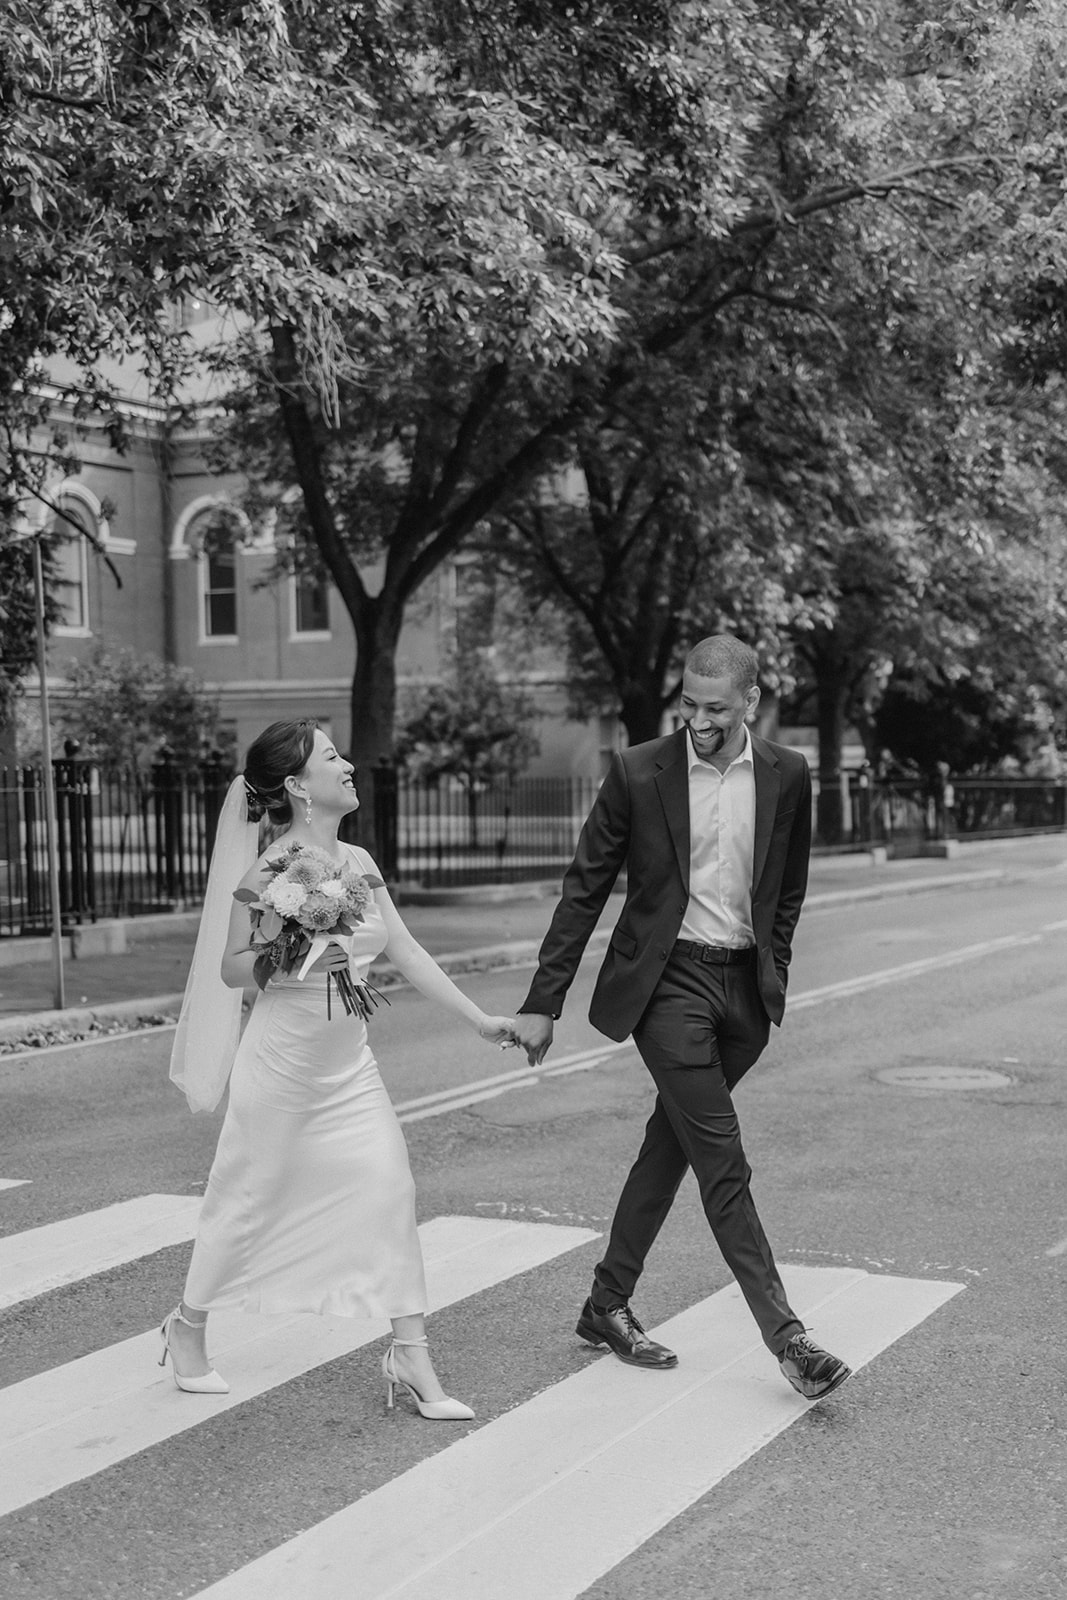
31, 536, 66, 1009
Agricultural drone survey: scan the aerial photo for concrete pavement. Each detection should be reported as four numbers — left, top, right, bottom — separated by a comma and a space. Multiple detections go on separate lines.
3, 847, 1066, 1598
0, 835, 1059, 1048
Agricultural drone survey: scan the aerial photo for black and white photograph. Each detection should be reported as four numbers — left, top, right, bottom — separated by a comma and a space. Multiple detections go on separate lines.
1, 5, 1065, 1597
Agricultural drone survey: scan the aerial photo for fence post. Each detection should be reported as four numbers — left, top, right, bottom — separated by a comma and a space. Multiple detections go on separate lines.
200, 750, 231, 861
54, 748, 73, 919
21, 766, 42, 921
152, 746, 183, 902
58, 739, 96, 923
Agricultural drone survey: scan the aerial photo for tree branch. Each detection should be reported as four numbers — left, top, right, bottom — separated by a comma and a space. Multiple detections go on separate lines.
7, 464, 123, 590
424, 362, 510, 527
621, 156, 997, 268
269, 323, 370, 628
25, 87, 105, 111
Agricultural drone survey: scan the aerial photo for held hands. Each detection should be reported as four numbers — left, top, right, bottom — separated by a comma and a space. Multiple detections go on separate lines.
475, 1015, 554, 1065
510, 1012, 554, 1067
478, 1014, 520, 1049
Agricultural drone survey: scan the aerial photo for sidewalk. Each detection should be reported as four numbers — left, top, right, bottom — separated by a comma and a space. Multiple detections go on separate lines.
1, 834, 1063, 1049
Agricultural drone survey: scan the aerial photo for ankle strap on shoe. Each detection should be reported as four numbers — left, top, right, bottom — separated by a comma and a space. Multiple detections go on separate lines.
170, 1305, 208, 1329
389, 1336, 429, 1348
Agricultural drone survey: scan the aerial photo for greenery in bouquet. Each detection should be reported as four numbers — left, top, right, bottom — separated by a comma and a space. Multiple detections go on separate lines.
233, 843, 387, 1020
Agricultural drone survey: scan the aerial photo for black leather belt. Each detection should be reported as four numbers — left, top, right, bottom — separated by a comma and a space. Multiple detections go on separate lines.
674, 939, 756, 966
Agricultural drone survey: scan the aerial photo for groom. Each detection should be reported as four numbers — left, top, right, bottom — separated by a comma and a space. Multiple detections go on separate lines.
513, 635, 850, 1399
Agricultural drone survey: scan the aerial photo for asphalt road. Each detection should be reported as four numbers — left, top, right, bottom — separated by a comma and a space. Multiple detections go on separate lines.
1, 839, 1065, 1600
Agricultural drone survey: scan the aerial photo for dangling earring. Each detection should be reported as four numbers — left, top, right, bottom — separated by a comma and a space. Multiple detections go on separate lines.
304, 794, 313, 826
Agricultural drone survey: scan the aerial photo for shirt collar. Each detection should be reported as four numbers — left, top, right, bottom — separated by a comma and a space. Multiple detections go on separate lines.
686, 722, 754, 776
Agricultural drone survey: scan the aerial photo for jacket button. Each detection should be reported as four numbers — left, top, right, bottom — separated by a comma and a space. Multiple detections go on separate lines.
659, 948, 667, 959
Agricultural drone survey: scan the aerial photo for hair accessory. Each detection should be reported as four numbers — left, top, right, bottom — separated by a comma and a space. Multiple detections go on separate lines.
244, 781, 267, 822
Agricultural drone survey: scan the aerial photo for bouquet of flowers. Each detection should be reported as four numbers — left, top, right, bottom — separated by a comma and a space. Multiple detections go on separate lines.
234, 843, 388, 1021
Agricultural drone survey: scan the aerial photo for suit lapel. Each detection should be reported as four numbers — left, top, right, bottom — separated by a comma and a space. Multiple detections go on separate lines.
654, 728, 691, 883
751, 735, 781, 894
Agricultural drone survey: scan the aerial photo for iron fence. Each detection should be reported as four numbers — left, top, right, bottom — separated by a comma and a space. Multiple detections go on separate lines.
0, 752, 232, 938
844, 772, 1066, 848
1, 759, 1063, 938
949, 777, 1067, 837
388, 772, 602, 887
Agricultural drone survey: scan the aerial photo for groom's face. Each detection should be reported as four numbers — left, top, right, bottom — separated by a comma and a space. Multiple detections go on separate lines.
679, 669, 759, 763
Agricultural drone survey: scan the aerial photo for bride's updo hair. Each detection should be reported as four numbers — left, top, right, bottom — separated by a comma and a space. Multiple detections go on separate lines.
243, 719, 318, 824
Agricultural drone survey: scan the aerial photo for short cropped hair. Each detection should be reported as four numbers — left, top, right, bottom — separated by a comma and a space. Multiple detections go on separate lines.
684, 635, 759, 692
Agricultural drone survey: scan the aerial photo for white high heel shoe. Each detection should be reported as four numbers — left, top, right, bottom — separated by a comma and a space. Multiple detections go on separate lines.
158, 1306, 230, 1394
381, 1336, 474, 1421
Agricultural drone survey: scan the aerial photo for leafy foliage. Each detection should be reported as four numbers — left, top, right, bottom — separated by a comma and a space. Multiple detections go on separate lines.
396, 654, 540, 788
58, 644, 221, 770
5, 0, 1067, 807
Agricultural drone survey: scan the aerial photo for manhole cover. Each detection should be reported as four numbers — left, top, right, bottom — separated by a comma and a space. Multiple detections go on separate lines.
875, 1064, 1014, 1091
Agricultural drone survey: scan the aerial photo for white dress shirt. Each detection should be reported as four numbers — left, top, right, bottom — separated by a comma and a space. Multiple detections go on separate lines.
678, 724, 756, 948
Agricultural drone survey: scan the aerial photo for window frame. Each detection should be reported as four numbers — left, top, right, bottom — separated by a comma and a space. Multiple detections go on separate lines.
51, 505, 93, 639
197, 529, 240, 645
288, 568, 331, 642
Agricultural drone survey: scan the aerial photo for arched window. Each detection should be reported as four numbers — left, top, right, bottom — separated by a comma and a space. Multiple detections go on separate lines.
201, 523, 238, 641
50, 493, 95, 637
170, 498, 256, 644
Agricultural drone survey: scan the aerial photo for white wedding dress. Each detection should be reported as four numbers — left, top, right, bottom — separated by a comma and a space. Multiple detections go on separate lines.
183, 847, 427, 1319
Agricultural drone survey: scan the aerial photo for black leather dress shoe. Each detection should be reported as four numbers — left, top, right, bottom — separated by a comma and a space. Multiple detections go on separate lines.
778, 1332, 851, 1399
575, 1298, 678, 1369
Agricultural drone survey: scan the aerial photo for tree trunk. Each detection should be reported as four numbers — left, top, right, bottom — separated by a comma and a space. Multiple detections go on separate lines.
814, 664, 849, 845
343, 599, 403, 867
617, 681, 665, 747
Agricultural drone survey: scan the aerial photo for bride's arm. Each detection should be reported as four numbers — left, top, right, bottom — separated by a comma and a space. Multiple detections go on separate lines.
220, 859, 273, 990
362, 856, 514, 1041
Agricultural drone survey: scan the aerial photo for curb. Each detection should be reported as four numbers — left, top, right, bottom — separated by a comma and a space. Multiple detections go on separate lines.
0, 993, 189, 1051
0, 937, 608, 1052
0, 867, 1012, 1051
802, 866, 1006, 908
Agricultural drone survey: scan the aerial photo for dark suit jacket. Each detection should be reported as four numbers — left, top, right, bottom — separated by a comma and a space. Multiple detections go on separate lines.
520, 727, 813, 1039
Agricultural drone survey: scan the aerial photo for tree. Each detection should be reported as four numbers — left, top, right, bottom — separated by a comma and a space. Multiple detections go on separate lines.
489, 328, 831, 747
397, 657, 539, 789
5, 0, 1050, 804
179, 0, 1009, 785
59, 643, 221, 770
396, 652, 539, 846
0, 540, 44, 735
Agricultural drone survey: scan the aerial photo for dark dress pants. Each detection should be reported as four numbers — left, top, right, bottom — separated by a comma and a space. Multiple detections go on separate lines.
591, 946, 803, 1356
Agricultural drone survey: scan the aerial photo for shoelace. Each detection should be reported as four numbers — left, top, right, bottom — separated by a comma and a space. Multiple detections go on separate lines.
605, 1304, 643, 1336
784, 1333, 822, 1362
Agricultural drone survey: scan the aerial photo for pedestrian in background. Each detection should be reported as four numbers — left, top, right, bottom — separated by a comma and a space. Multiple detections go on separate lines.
512, 635, 850, 1398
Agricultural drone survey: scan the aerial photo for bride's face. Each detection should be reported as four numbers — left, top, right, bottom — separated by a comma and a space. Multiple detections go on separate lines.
291, 729, 359, 818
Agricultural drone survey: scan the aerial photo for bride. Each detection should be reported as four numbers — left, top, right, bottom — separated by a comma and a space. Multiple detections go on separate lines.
164, 718, 517, 1420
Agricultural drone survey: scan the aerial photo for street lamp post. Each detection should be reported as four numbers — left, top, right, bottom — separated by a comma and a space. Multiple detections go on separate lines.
31, 533, 66, 1009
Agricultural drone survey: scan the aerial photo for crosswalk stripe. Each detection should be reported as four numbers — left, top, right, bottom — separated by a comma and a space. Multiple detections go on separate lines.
0, 1179, 31, 1191
0, 1216, 597, 1518
190, 1265, 962, 1600
0, 1194, 202, 1310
